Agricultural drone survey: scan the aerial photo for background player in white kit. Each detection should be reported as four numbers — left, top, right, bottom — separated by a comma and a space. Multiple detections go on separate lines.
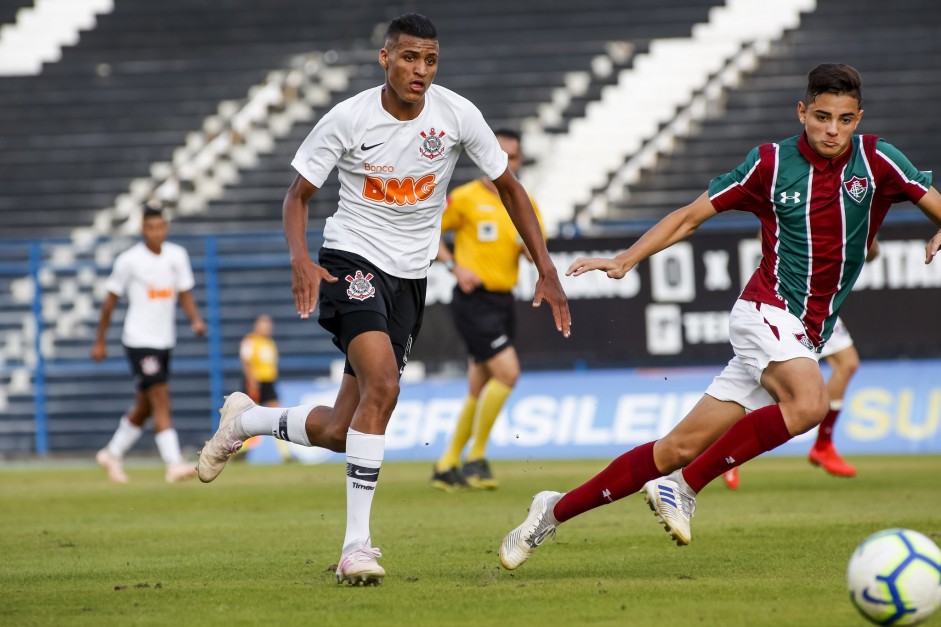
196, 13, 571, 585
92, 206, 205, 483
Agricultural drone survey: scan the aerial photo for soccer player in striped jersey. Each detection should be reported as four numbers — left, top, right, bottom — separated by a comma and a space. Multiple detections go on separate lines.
194, 13, 571, 585
723, 238, 880, 490
500, 63, 941, 569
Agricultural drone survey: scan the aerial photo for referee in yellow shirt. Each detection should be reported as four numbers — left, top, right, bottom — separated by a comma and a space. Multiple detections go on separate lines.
432, 129, 543, 491
240, 314, 280, 407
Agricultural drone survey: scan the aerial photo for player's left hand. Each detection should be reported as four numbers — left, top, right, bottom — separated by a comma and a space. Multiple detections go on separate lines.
533, 269, 571, 338
192, 318, 207, 336
925, 229, 941, 264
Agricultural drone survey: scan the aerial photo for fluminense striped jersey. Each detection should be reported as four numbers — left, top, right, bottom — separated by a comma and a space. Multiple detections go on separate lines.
708, 133, 931, 348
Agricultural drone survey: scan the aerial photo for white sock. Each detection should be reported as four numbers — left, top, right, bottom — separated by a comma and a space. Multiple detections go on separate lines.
342, 428, 385, 551
154, 428, 184, 465
239, 404, 314, 446
106, 415, 142, 459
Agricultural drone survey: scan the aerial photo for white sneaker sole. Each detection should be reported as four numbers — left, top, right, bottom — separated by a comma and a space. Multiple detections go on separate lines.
336, 571, 384, 586
643, 484, 690, 547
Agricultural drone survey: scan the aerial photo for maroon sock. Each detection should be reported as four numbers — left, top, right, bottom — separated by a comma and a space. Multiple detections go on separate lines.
814, 409, 839, 448
553, 441, 660, 523
681, 405, 792, 493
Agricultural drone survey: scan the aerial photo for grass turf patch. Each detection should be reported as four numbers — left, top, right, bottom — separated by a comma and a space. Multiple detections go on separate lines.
1, 456, 939, 626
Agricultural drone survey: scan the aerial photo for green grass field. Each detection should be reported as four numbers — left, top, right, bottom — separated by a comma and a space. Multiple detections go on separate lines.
1, 456, 939, 626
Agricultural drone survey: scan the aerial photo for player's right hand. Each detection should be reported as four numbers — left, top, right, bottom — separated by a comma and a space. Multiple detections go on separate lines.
291, 257, 337, 320
454, 265, 483, 294
91, 340, 106, 361
566, 256, 630, 279
533, 269, 572, 338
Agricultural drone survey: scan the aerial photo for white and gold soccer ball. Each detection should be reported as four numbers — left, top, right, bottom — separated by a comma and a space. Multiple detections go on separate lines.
848, 529, 941, 626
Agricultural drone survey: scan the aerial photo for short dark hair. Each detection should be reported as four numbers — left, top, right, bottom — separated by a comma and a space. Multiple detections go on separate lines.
385, 13, 437, 48
805, 63, 862, 106
143, 206, 163, 220
494, 129, 522, 143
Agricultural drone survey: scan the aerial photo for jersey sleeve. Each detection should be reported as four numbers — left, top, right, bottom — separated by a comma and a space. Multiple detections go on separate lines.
459, 105, 508, 181
872, 138, 932, 204
104, 251, 130, 297
291, 105, 348, 188
707, 146, 769, 214
174, 247, 196, 292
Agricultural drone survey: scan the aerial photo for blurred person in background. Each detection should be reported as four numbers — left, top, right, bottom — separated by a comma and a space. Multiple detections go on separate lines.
240, 314, 280, 407
431, 129, 543, 492
499, 63, 941, 570
195, 13, 570, 586
236, 313, 282, 458
722, 240, 880, 489
92, 206, 206, 483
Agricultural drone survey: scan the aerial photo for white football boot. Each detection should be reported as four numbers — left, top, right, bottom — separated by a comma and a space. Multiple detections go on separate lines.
643, 472, 696, 546
197, 392, 254, 483
96, 448, 129, 483
165, 462, 197, 483
499, 490, 563, 570
336, 539, 385, 586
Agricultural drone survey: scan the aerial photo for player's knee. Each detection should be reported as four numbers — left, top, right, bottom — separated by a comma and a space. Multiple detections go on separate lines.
362, 374, 400, 412
496, 369, 519, 388
841, 356, 860, 378
786, 395, 830, 434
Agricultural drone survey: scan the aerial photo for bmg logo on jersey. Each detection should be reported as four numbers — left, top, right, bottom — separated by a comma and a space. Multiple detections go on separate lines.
362, 174, 436, 206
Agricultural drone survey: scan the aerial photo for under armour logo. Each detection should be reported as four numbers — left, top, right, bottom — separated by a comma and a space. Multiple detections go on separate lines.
602, 488, 613, 503
780, 191, 801, 204
725, 456, 736, 465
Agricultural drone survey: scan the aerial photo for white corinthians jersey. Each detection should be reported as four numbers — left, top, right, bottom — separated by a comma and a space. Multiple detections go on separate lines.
292, 84, 508, 279
105, 241, 195, 349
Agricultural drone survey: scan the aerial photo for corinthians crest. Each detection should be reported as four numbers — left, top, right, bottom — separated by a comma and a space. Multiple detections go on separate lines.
345, 270, 376, 301
843, 176, 869, 204
418, 127, 446, 160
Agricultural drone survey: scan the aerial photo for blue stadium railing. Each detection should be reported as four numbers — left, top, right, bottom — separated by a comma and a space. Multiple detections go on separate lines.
0, 230, 329, 455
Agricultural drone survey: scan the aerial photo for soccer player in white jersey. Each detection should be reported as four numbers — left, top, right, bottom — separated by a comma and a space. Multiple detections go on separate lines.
197, 13, 571, 585
92, 206, 206, 483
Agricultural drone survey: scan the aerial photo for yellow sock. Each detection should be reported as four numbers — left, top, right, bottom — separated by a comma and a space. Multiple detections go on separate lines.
436, 395, 477, 472
467, 379, 512, 461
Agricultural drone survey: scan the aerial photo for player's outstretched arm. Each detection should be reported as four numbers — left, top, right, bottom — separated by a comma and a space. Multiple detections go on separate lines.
567, 192, 717, 279
915, 186, 941, 263
492, 169, 571, 338
283, 174, 337, 319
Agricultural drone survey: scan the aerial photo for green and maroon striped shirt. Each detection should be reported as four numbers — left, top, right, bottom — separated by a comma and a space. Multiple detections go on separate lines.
708, 133, 931, 348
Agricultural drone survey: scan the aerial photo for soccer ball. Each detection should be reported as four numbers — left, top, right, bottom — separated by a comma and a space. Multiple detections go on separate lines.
847, 528, 941, 626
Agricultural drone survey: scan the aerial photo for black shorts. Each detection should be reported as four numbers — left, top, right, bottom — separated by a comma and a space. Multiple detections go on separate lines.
450, 287, 516, 362
124, 346, 171, 390
244, 379, 279, 405
317, 248, 426, 377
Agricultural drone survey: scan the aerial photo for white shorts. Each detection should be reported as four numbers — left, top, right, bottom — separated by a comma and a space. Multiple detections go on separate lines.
818, 316, 854, 359
705, 299, 820, 412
